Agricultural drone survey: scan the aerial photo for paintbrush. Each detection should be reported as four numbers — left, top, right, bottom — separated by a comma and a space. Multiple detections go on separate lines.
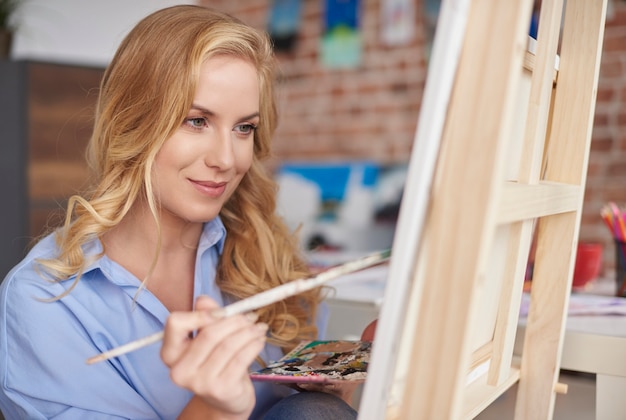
86, 248, 391, 365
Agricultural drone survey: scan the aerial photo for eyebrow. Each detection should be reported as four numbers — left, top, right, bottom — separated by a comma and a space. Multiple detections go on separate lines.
190, 104, 260, 122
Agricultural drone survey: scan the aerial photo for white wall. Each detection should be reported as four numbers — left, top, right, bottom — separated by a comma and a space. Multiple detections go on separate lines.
11, 0, 197, 67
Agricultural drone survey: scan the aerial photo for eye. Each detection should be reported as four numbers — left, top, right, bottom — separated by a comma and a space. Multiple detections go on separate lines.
234, 123, 257, 136
184, 117, 207, 130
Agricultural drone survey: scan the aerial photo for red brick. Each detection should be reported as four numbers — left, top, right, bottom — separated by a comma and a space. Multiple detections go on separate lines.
596, 86, 616, 102
599, 57, 625, 78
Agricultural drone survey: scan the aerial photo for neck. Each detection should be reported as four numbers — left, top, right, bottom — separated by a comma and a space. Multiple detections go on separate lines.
102, 201, 202, 312
102, 201, 203, 277
116, 198, 202, 242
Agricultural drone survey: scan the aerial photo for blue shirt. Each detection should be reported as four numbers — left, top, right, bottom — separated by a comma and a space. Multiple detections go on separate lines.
0, 218, 327, 419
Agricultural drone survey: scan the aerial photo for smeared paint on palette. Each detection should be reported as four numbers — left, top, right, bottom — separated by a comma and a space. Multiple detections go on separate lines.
250, 340, 370, 383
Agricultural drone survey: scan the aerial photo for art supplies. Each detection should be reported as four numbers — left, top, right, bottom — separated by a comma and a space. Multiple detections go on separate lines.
250, 340, 370, 383
600, 202, 626, 297
601, 202, 626, 242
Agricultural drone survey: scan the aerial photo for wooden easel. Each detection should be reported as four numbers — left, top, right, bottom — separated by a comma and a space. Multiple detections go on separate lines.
359, 0, 607, 418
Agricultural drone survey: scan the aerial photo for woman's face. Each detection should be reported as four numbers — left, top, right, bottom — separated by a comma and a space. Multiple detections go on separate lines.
153, 55, 259, 227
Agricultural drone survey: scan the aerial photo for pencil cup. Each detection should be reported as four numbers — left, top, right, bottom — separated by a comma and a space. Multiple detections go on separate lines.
572, 242, 603, 290
615, 240, 626, 297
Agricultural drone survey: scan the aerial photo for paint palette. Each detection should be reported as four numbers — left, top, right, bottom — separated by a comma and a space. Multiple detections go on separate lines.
250, 340, 370, 383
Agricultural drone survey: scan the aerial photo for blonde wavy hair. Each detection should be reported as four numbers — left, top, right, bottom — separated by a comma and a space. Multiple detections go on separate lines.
38, 5, 321, 349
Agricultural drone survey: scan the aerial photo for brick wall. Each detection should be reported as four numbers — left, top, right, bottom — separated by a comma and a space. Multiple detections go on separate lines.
202, 0, 626, 272
584, 1, 626, 259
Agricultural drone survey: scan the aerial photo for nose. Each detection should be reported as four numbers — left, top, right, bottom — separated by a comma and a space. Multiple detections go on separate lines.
204, 128, 235, 170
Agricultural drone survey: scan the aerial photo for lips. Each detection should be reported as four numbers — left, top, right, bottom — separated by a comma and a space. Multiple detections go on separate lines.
189, 179, 227, 198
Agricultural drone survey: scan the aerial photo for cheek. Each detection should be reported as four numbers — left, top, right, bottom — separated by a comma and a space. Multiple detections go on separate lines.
152, 150, 177, 185
235, 141, 255, 174
154, 135, 196, 171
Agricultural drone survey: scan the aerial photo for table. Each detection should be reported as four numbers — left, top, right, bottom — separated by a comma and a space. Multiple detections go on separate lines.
324, 263, 626, 419
515, 288, 626, 420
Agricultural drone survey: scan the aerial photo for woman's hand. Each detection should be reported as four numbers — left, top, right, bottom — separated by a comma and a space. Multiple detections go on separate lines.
161, 295, 268, 419
294, 381, 359, 406
293, 319, 379, 406
361, 319, 377, 342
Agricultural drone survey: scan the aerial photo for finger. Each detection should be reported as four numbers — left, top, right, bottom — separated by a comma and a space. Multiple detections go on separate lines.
297, 383, 337, 392
209, 322, 269, 379
183, 328, 266, 413
361, 319, 378, 341
194, 295, 220, 312
161, 296, 224, 365
160, 310, 212, 366
297, 381, 358, 404
168, 315, 263, 385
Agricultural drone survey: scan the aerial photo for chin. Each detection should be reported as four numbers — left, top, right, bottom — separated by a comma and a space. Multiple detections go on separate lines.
166, 207, 222, 226
186, 212, 221, 224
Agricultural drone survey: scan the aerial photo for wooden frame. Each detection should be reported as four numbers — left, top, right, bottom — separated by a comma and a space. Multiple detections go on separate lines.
359, 0, 607, 418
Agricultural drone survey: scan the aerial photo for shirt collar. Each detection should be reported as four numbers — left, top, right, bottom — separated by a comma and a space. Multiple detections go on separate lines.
199, 216, 227, 255
79, 217, 227, 287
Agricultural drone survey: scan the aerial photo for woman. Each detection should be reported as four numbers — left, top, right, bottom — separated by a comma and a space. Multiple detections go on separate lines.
0, 5, 356, 419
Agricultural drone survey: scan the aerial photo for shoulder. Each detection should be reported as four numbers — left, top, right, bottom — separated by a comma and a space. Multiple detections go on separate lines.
0, 236, 135, 417
0, 232, 106, 345
2, 232, 105, 294
0, 235, 72, 336
1, 234, 64, 299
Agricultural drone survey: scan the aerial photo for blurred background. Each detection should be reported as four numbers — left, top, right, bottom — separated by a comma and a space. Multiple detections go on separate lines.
1, 0, 626, 281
